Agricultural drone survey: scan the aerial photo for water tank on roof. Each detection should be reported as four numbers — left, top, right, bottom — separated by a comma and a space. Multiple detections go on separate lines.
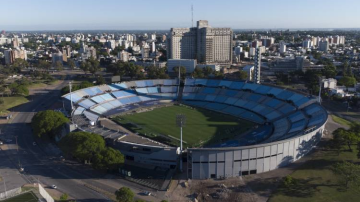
89, 121, 95, 126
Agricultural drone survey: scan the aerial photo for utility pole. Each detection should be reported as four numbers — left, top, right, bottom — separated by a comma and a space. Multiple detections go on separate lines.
15, 136, 18, 152
176, 114, 186, 172
3, 176, 7, 198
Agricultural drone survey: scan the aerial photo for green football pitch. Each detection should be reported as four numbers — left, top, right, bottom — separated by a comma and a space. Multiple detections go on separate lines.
113, 105, 255, 147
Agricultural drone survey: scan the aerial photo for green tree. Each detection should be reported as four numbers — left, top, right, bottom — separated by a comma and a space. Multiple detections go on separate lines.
126, 63, 143, 79
237, 70, 248, 80
115, 187, 134, 202
8, 83, 29, 96
88, 57, 100, 75
108, 61, 126, 76
59, 132, 105, 162
146, 65, 169, 79
38, 60, 51, 71
191, 67, 204, 78
96, 75, 106, 85
339, 76, 357, 88
55, 61, 63, 71
173, 66, 186, 79
60, 193, 68, 201
333, 128, 360, 151
93, 147, 124, 170
68, 59, 76, 70
31, 110, 69, 139
203, 66, 214, 77
80, 62, 89, 75
12, 59, 28, 69
332, 161, 360, 189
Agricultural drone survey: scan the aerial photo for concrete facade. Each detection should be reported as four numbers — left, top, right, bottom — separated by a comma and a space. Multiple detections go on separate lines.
168, 20, 233, 65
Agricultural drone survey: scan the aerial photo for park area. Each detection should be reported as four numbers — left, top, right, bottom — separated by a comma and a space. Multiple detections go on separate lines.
112, 105, 254, 147
269, 144, 360, 202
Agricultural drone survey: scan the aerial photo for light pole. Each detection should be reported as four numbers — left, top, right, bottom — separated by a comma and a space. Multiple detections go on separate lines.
176, 114, 186, 172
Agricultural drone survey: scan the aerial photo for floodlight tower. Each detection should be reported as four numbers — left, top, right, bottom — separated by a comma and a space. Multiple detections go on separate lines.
176, 114, 186, 172
69, 81, 74, 111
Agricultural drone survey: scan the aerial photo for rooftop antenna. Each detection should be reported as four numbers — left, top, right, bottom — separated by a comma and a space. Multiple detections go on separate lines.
191, 4, 194, 27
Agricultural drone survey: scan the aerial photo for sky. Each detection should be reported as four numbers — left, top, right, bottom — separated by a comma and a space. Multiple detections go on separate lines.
1, 0, 360, 31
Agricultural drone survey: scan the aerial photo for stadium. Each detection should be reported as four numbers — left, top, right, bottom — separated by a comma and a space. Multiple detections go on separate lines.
62, 78, 327, 180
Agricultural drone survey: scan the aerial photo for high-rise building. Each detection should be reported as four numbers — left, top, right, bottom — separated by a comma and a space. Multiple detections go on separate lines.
12, 37, 19, 48
4, 49, 15, 64
118, 50, 129, 62
279, 41, 286, 54
302, 39, 312, 49
319, 40, 329, 53
167, 20, 233, 65
141, 44, 150, 59
251, 40, 262, 48
261, 36, 274, 47
254, 47, 261, 84
52, 51, 63, 65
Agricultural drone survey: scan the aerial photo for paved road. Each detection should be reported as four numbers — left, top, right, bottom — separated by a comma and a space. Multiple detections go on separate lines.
0, 71, 164, 202
0, 72, 110, 201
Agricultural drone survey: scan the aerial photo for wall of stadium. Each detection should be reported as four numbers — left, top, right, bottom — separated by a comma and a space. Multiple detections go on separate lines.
187, 123, 325, 179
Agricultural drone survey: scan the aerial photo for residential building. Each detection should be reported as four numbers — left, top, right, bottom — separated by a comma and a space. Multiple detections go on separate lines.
254, 47, 261, 84
4, 49, 15, 64
118, 50, 129, 62
279, 41, 286, 54
319, 40, 329, 52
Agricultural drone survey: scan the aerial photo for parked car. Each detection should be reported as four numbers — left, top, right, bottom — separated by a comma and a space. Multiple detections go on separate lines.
51, 185, 57, 189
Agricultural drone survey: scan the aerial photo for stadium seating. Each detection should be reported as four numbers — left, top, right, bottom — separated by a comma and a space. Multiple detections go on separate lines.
65, 79, 327, 148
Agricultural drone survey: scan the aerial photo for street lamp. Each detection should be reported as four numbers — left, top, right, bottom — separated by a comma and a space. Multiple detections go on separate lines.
176, 114, 186, 172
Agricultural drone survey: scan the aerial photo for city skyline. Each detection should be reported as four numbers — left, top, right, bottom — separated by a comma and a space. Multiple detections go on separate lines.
1, 0, 360, 31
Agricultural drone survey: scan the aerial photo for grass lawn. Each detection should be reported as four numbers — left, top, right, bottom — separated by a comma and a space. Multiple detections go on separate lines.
269, 145, 360, 202
331, 115, 353, 127
0, 96, 28, 115
113, 105, 254, 147
2, 192, 38, 202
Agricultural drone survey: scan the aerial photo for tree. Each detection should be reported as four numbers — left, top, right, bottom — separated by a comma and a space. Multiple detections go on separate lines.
108, 61, 126, 76
38, 60, 51, 71
88, 57, 100, 75
59, 132, 106, 162
115, 187, 134, 202
126, 63, 143, 79
60, 193, 68, 201
191, 67, 204, 78
146, 66, 169, 79
12, 59, 28, 69
55, 61, 63, 71
80, 62, 89, 75
333, 128, 360, 151
332, 161, 360, 189
173, 66, 186, 79
96, 75, 106, 85
68, 59, 76, 70
203, 66, 214, 77
93, 147, 124, 170
31, 110, 69, 139
339, 76, 357, 88
8, 83, 29, 96
237, 70, 248, 80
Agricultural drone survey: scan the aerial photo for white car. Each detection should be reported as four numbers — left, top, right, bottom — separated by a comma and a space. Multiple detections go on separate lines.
143, 191, 151, 196
0, 141, 3, 145
51, 185, 57, 189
